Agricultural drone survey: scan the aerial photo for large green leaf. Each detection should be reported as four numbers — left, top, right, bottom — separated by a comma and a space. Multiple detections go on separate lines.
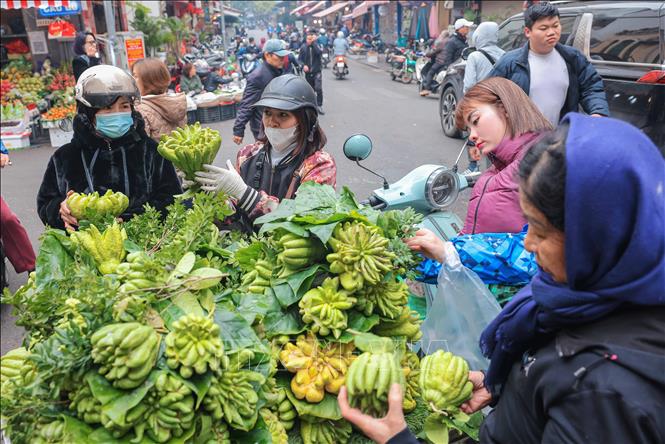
213, 305, 266, 353
337, 312, 381, 343
87, 427, 154, 443
155, 300, 186, 330
100, 371, 160, 425
263, 305, 305, 338
233, 291, 278, 325
233, 241, 264, 271
349, 331, 395, 353
35, 230, 75, 289
306, 221, 342, 244
424, 414, 449, 444
174, 369, 213, 409
284, 265, 323, 299
230, 414, 272, 443
277, 374, 342, 420
258, 220, 309, 237
86, 371, 124, 405
172, 291, 204, 317
62, 415, 95, 442
270, 282, 298, 308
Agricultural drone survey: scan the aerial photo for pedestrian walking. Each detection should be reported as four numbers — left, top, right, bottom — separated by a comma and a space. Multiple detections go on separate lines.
339, 114, 665, 444
420, 18, 473, 96
132, 58, 187, 142
298, 29, 324, 114
489, 2, 609, 125
72, 31, 100, 81
233, 39, 289, 145
37, 65, 182, 230
195, 75, 336, 231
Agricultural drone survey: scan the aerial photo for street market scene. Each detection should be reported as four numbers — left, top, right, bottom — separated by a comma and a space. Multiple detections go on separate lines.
0, 0, 664, 443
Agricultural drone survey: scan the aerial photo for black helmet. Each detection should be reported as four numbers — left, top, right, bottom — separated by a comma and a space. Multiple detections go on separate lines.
252, 74, 317, 113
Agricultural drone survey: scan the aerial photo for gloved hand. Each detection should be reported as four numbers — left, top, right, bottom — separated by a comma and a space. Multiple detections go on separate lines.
195, 160, 247, 198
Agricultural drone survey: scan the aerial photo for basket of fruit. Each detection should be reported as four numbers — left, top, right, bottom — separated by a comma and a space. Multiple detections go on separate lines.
41, 104, 76, 129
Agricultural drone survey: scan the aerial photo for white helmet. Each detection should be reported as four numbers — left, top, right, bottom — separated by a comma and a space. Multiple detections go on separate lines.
320, 28, 326, 34
75, 65, 140, 108
337, 31, 344, 38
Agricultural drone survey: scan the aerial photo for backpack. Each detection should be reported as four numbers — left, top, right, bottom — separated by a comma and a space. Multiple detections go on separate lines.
477, 49, 496, 65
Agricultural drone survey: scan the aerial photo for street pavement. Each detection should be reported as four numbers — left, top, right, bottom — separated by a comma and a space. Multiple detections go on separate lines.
0, 55, 471, 355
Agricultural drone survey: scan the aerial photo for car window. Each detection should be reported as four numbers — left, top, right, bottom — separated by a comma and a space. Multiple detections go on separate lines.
590, 14, 661, 64
498, 15, 578, 51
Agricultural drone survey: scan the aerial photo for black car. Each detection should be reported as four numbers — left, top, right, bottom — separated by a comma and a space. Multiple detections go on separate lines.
439, 1, 665, 149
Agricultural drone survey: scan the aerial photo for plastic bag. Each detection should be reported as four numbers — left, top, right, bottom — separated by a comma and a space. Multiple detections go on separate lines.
420, 242, 501, 370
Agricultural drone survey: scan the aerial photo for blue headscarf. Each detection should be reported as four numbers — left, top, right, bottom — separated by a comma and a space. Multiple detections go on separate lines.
480, 113, 665, 396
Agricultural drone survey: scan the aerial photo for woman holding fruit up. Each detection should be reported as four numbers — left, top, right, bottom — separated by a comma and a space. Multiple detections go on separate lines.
37, 65, 181, 230
72, 32, 101, 81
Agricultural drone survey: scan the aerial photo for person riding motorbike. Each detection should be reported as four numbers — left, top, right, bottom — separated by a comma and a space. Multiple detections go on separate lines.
421, 18, 473, 96
419, 30, 449, 92
317, 28, 329, 48
37, 65, 182, 230
245, 37, 261, 55
341, 114, 665, 444
194, 74, 336, 230
333, 31, 349, 56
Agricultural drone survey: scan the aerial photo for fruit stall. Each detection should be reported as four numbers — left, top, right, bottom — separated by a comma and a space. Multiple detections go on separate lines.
0, 58, 76, 149
0, 124, 483, 444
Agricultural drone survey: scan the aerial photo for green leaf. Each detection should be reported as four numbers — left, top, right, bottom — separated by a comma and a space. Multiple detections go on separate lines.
62, 415, 95, 442
350, 331, 395, 353
284, 265, 323, 299
424, 414, 449, 444
87, 427, 154, 443
199, 289, 216, 315
234, 291, 277, 325
279, 374, 342, 420
271, 282, 298, 308
123, 239, 142, 254
175, 251, 196, 274
35, 230, 75, 289
213, 305, 266, 353
443, 411, 483, 441
156, 300, 186, 330
187, 267, 224, 290
230, 414, 272, 443
306, 221, 341, 244
258, 220, 310, 237
338, 312, 381, 343
234, 241, 264, 270
263, 306, 305, 338
86, 371, 124, 405
101, 371, 160, 425
172, 291, 204, 317
177, 370, 213, 409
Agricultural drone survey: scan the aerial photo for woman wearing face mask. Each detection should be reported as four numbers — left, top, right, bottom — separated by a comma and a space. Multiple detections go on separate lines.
194, 74, 335, 229
37, 65, 182, 230
407, 77, 552, 263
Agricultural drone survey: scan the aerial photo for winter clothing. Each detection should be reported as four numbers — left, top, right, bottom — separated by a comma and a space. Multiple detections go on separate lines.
136, 93, 187, 142
72, 54, 101, 81
0, 197, 35, 273
179, 74, 204, 94
460, 132, 541, 235
430, 35, 449, 65
298, 42, 323, 74
481, 306, 665, 443
234, 141, 336, 222
463, 22, 505, 93
441, 31, 467, 68
480, 114, 665, 398
37, 112, 182, 230
332, 37, 349, 56
489, 42, 609, 118
233, 61, 283, 140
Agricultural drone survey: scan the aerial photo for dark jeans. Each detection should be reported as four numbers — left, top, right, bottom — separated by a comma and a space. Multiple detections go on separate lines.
423, 62, 446, 90
305, 71, 323, 106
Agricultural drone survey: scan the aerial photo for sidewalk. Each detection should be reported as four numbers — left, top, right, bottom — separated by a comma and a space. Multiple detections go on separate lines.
347, 53, 392, 72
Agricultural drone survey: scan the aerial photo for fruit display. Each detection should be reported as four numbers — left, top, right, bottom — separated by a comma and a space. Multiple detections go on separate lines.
1, 79, 14, 96
70, 222, 127, 274
157, 122, 222, 182
17, 75, 44, 95
1, 184, 479, 444
0, 102, 25, 121
346, 351, 405, 417
41, 103, 76, 121
48, 72, 76, 91
65, 189, 129, 219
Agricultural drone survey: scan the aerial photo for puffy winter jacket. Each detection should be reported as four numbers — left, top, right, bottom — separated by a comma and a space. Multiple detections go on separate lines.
72, 54, 101, 81
136, 93, 187, 142
233, 61, 283, 140
37, 112, 182, 229
441, 32, 468, 68
179, 74, 204, 94
489, 42, 609, 117
461, 132, 542, 235
464, 22, 505, 93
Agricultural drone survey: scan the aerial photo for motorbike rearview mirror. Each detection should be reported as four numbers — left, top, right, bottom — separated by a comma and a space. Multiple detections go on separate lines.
343, 134, 390, 190
343, 134, 373, 161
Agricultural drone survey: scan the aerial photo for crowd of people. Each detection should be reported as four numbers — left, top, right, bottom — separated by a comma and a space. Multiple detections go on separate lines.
1, 2, 663, 443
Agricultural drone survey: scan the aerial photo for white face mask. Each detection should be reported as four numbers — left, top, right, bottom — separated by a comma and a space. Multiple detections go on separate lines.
265, 125, 298, 152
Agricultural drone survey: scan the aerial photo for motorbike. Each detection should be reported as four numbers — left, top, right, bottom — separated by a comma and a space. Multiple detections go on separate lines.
416, 56, 448, 96
332, 55, 349, 79
390, 49, 420, 84
342, 134, 480, 302
321, 48, 331, 69
240, 52, 259, 78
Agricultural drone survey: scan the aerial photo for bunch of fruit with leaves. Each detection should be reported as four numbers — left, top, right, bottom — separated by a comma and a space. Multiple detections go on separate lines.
47, 72, 75, 91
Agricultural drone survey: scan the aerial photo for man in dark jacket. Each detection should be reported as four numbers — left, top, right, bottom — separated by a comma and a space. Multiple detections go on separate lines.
298, 29, 325, 114
420, 18, 472, 96
233, 39, 288, 145
489, 2, 608, 124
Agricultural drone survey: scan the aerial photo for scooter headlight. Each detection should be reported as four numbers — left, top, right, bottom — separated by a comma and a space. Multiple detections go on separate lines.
425, 167, 459, 210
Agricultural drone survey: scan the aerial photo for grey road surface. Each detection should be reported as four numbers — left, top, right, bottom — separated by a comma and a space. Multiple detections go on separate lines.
0, 55, 471, 355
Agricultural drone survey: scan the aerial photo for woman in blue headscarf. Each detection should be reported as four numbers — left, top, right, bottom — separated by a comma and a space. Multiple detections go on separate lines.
338, 113, 665, 443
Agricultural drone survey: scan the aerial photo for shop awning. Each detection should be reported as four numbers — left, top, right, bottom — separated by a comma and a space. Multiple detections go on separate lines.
297, 1, 326, 16
1, 0, 70, 8
313, 1, 351, 19
351, 0, 390, 19
222, 5, 242, 18
290, 0, 316, 15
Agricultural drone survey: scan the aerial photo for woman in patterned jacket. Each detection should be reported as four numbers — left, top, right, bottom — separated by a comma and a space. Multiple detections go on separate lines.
194, 74, 336, 230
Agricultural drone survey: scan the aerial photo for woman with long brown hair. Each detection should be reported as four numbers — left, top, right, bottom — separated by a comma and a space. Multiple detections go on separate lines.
194, 74, 335, 230
407, 77, 552, 259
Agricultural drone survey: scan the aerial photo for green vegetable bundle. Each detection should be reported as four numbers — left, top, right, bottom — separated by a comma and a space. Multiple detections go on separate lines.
157, 122, 222, 181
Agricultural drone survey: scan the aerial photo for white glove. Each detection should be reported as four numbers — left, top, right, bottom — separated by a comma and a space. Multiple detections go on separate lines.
195, 160, 249, 199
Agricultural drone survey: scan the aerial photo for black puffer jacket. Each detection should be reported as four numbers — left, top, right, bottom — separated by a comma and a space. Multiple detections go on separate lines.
37, 111, 182, 229
441, 32, 468, 68
233, 61, 283, 140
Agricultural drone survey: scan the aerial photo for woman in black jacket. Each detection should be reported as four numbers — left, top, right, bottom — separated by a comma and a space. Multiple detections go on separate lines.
37, 65, 182, 230
338, 114, 665, 444
72, 31, 101, 81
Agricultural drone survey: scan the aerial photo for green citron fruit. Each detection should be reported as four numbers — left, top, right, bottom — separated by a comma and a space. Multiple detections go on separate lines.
419, 350, 473, 414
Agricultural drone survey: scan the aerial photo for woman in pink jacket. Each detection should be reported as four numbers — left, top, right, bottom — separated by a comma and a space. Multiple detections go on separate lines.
408, 78, 552, 259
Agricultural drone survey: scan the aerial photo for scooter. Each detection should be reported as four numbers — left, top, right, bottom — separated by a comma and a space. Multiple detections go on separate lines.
321, 48, 330, 69
416, 58, 448, 96
342, 134, 480, 301
332, 55, 349, 79
390, 49, 420, 84
240, 53, 259, 78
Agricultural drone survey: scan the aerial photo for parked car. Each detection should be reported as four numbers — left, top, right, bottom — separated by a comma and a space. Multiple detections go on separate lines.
439, 1, 665, 150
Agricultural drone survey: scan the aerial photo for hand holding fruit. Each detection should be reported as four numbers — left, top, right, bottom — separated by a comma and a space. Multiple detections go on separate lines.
460, 371, 492, 414
404, 229, 446, 262
195, 161, 248, 199
60, 190, 78, 230
338, 384, 407, 444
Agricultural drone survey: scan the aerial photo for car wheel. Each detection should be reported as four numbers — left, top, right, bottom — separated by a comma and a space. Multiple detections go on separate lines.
440, 86, 462, 138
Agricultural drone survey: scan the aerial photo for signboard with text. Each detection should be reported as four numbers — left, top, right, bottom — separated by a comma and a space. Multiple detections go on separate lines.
125, 37, 145, 69
38, 0, 81, 17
